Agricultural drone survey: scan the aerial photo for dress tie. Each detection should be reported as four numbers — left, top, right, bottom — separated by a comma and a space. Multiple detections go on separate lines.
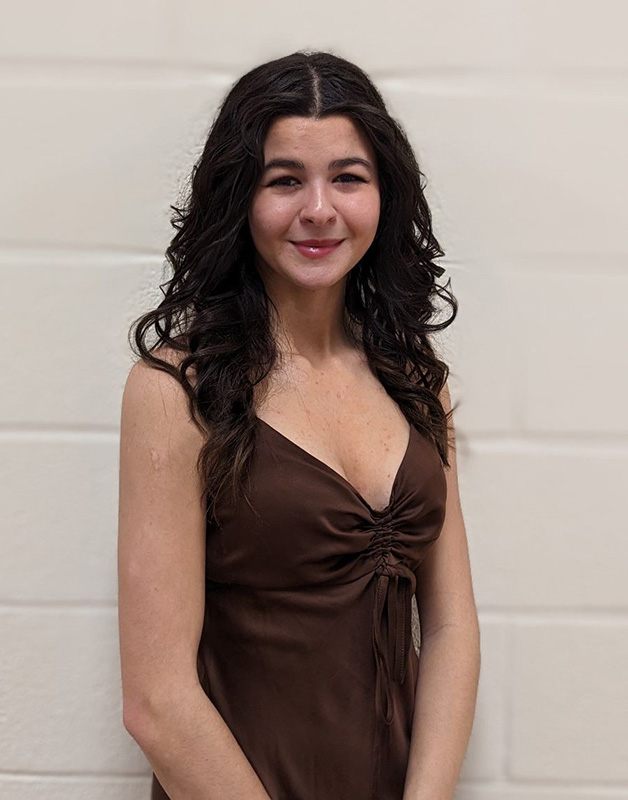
369, 521, 417, 726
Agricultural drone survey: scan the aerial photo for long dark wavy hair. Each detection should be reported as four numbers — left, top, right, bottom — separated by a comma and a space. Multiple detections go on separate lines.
128, 49, 458, 526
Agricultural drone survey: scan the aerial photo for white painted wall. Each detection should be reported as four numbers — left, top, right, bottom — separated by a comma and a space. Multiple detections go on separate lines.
1, 1, 627, 797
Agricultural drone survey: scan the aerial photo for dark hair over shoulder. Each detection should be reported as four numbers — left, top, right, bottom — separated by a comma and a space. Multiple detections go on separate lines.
128, 49, 458, 525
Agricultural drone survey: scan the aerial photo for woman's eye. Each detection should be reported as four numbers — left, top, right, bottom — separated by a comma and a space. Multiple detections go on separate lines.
267, 174, 365, 187
336, 174, 365, 183
268, 176, 298, 187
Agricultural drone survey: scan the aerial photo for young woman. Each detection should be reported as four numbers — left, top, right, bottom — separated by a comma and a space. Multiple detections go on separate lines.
118, 49, 480, 800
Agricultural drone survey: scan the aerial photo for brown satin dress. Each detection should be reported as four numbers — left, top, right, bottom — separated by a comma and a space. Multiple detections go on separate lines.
151, 414, 447, 800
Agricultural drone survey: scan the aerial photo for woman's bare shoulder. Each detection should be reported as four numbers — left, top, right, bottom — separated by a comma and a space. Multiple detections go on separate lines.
123, 344, 205, 450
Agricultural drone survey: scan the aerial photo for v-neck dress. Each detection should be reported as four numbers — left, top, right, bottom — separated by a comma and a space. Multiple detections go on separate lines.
150, 416, 448, 800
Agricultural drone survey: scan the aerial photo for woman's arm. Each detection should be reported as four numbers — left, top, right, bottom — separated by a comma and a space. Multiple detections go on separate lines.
118, 355, 271, 800
132, 682, 271, 799
403, 382, 481, 800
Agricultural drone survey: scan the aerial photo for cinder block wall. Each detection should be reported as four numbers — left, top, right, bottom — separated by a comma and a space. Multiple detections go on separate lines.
1, 2, 626, 797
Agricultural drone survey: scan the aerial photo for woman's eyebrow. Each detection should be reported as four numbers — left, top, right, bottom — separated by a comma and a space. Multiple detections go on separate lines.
262, 157, 373, 173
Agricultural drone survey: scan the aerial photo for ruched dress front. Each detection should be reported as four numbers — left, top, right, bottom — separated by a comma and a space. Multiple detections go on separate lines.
151, 415, 448, 800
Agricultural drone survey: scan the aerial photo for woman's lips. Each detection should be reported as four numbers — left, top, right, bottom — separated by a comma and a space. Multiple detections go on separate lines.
291, 240, 344, 259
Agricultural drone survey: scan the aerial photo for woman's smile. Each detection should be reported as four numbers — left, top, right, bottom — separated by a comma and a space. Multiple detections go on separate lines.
290, 240, 345, 259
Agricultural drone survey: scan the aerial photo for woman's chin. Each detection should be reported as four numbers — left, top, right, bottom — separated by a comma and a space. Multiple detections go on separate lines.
290, 267, 351, 290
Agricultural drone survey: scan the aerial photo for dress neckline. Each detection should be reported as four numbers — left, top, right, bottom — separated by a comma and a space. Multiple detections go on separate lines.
255, 416, 414, 517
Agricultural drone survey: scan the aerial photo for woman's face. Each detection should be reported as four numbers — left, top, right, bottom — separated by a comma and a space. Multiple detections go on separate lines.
247, 114, 380, 291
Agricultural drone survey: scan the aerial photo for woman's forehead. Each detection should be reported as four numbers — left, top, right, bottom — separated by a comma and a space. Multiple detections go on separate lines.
262, 116, 375, 164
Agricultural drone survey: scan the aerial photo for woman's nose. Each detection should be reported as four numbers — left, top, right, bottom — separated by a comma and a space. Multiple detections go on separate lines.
299, 183, 337, 225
